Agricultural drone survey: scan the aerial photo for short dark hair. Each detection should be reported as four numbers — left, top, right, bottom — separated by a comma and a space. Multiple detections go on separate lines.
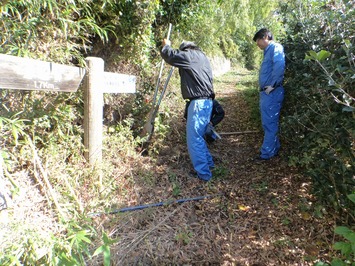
253, 28, 273, 42
179, 41, 201, 51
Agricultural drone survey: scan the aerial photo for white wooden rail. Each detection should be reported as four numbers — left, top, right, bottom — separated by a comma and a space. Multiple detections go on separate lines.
0, 54, 136, 165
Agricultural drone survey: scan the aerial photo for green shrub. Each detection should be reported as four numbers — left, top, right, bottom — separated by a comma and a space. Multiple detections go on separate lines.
279, 0, 355, 218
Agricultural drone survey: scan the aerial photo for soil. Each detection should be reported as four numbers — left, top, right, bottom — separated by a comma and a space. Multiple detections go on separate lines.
95, 68, 336, 265
0, 67, 338, 265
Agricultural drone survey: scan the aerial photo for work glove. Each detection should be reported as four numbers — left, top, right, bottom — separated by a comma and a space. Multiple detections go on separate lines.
264, 86, 274, 95
205, 123, 214, 136
205, 123, 216, 143
205, 123, 221, 141
162, 39, 171, 46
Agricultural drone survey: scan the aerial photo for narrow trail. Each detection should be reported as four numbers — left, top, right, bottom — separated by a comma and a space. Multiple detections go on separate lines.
107, 68, 334, 265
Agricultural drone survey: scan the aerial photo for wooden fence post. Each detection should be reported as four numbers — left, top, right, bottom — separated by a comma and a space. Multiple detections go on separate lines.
0, 53, 135, 167
84, 57, 104, 165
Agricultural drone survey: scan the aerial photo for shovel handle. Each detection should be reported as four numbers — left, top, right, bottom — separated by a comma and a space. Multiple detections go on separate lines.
157, 23, 173, 78
166, 23, 172, 43
156, 67, 174, 107
152, 23, 173, 105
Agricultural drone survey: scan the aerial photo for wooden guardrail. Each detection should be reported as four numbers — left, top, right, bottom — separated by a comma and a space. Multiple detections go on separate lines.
0, 54, 136, 165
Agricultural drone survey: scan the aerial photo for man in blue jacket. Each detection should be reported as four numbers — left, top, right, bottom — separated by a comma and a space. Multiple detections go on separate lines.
253, 28, 285, 160
161, 40, 215, 181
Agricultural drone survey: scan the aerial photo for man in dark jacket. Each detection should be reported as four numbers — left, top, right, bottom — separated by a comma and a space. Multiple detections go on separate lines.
161, 40, 215, 181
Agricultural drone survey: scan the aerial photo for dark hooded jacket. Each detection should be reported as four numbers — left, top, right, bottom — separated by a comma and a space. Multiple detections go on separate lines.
160, 42, 214, 100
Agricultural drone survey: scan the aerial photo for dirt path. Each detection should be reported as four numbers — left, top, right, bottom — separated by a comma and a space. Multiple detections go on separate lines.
105, 68, 334, 265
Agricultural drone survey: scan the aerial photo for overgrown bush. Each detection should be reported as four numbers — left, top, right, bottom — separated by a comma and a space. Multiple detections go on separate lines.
279, 0, 354, 220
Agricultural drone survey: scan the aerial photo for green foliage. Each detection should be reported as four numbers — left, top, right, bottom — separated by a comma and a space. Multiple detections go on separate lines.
333, 226, 355, 261
0, 113, 30, 173
0, 113, 28, 146
0, 0, 115, 65
211, 165, 229, 180
175, 228, 193, 245
155, 0, 281, 64
168, 172, 181, 197
279, 0, 355, 218
235, 0, 281, 68
93, 231, 118, 266
241, 85, 261, 126
315, 195, 355, 266
332, 194, 355, 264
0, 219, 97, 266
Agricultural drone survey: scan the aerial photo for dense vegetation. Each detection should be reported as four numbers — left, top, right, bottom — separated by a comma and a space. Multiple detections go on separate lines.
0, 0, 354, 265
279, 0, 354, 220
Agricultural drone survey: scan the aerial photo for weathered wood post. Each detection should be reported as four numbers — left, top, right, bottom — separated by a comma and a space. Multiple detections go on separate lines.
0, 53, 135, 167
84, 57, 104, 165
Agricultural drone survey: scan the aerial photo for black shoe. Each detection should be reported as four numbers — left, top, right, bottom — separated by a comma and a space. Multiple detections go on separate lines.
188, 170, 211, 182
188, 170, 198, 178
254, 156, 270, 161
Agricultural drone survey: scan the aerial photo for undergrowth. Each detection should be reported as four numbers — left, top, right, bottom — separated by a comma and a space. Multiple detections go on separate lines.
0, 112, 144, 265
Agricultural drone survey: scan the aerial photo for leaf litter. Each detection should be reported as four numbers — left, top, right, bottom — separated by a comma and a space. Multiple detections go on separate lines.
93, 68, 336, 265
0, 67, 337, 265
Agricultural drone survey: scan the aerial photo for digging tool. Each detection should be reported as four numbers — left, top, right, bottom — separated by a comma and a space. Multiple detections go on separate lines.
141, 24, 173, 141
87, 193, 223, 217
141, 66, 175, 141
219, 130, 258, 135
211, 127, 222, 140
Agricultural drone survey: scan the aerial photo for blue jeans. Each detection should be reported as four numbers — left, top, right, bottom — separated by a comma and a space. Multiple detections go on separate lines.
259, 87, 284, 159
186, 99, 213, 181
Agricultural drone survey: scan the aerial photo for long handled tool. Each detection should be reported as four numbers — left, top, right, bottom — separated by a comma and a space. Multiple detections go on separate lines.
219, 130, 258, 135
151, 23, 173, 109
211, 127, 222, 140
87, 193, 223, 217
150, 66, 174, 126
141, 24, 173, 141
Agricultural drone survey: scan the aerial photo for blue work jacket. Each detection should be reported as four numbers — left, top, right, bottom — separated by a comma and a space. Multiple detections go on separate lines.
259, 42, 285, 89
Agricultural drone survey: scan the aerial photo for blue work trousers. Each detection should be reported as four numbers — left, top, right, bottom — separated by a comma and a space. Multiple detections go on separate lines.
259, 87, 284, 159
186, 99, 213, 181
